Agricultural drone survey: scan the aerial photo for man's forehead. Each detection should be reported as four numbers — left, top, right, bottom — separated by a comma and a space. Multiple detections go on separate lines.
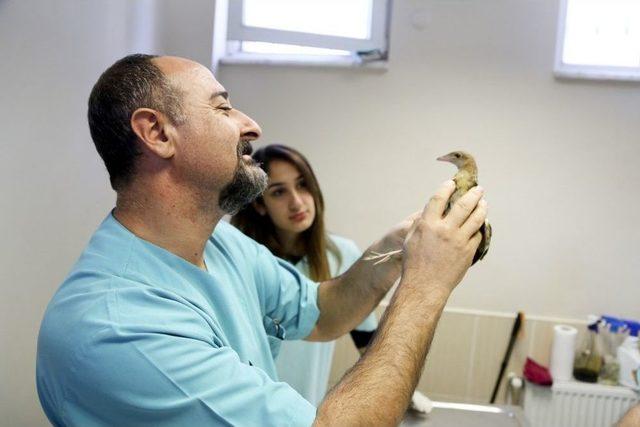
153, 56, 225, 96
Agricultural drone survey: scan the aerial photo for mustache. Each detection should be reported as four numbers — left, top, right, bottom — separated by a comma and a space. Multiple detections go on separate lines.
237, 141, 253, 157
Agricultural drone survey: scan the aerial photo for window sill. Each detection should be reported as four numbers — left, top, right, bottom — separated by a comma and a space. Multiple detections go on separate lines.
554, 66, 640, 82
219, 52, 388, 71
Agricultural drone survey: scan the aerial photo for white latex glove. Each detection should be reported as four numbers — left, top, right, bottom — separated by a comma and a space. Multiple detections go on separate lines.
409, 390, 433, 414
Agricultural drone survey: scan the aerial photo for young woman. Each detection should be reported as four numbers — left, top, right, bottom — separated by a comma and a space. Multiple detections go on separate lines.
232, 144, 431, 412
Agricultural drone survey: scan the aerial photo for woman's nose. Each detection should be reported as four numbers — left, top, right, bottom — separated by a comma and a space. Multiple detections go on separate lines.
289, 191, 303, 209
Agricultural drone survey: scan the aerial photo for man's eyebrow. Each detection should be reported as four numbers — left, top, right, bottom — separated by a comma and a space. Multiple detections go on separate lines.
210, 91, 229, 101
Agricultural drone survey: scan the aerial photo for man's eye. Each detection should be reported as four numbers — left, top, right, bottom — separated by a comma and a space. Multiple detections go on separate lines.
218, 106, 233, 115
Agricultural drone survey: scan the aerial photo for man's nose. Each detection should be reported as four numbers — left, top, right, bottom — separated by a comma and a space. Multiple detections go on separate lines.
235, 109, 262, 142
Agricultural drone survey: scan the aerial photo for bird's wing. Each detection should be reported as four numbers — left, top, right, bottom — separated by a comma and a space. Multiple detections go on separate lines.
472, 220, 492, 265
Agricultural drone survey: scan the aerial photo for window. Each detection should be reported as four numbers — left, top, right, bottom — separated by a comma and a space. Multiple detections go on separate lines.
555, 0, 640, 81
222, 0, 390, 67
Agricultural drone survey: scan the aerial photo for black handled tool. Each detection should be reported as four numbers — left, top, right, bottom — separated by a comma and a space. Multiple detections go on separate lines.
490, 311, 524, 404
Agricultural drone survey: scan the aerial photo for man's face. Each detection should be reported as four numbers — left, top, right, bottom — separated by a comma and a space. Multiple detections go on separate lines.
156, 57, 266, 213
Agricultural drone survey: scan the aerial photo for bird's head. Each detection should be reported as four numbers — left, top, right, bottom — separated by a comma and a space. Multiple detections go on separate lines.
437, 151, 474, 169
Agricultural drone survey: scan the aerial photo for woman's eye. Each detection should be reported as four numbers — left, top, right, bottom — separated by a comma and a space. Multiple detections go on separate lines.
297, 181, 307, 189
271, 189, 284, 197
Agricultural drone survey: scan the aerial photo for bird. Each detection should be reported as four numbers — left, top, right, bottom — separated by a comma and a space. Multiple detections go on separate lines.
364, 150, 491, 266
437, 151, 491, 265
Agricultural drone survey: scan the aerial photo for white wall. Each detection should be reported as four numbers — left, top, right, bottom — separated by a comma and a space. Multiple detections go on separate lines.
0, 1, 214, 424
1, 0, 638, 425
218, 0, 640, 320
1, 2, 123, 424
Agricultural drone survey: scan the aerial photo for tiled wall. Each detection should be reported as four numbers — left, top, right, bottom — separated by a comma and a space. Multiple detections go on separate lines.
328, 306, 589, 404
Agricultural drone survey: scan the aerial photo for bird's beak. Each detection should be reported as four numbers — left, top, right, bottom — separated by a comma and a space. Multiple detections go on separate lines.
436, 155, 451, 162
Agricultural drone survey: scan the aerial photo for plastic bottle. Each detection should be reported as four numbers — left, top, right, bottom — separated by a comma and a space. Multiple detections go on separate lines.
573, 321, 602, 383
598, 315, 627, 385
617, 335, 640, 390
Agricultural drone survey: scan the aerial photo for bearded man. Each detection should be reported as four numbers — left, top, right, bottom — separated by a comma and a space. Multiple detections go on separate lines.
36, 54, 487, 426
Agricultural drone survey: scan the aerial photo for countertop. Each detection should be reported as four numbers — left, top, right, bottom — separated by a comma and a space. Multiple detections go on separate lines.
401, 401, 529, 427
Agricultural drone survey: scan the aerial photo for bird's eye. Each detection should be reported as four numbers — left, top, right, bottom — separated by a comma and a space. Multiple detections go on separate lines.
454, 153, 461, 158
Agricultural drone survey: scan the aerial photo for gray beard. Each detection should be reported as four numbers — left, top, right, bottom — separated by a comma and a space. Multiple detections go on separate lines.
218, 161, 268, 215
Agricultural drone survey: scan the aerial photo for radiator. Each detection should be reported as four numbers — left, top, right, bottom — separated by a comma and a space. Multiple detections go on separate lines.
524, 380, 639, 427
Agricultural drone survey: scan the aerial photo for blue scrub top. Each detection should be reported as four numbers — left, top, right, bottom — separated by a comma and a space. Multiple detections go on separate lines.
36, 213, 320, 426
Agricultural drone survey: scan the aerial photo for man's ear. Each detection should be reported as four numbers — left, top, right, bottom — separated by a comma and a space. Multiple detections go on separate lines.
252, 200, 267, 216
130, 108, 176, 159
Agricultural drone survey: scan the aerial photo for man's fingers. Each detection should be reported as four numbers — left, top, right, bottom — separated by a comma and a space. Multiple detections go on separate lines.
404, 211, 421, 226
461, 199, 488, 238
446, 186, 484, 227
424, 180, 456, 220
468, 230, 483, 254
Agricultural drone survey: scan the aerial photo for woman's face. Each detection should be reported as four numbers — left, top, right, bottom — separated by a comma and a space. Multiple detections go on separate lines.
258, 159, 316, 236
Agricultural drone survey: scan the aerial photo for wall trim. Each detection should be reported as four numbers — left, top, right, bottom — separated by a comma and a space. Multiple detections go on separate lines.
378, 301, 590, 325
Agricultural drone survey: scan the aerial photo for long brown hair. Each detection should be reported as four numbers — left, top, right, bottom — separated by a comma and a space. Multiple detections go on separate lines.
231, 144, 340, 281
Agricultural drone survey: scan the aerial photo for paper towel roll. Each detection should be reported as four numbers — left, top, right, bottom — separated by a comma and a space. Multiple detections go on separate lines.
549, 324, 578, 382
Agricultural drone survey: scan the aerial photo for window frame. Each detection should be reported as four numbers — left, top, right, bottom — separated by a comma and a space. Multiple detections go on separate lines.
554, 0, 640, 81
225, 0, 390, 64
